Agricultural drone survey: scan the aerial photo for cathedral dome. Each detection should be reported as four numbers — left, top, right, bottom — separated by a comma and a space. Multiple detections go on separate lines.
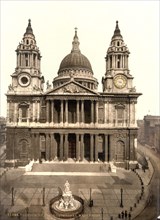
58, 51, 93, 74
53, 28, 98, 91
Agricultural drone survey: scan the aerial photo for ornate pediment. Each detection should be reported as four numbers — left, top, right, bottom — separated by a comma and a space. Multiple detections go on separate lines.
46, 81, 98, 95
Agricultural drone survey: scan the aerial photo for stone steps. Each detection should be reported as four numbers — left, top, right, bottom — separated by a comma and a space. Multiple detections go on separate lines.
32, 162, 110, 173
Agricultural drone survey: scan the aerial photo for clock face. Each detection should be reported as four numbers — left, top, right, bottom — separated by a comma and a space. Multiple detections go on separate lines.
18, 74, 31, 87
114, 75, 127, 89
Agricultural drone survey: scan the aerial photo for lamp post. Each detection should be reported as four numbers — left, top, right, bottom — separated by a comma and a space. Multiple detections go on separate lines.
26, 207, 29, 220
101, 208, 103, 220
42, 187, 45, 206
120, 188, 123, 208
11, 187, 14, 206
89, 188, 93, 207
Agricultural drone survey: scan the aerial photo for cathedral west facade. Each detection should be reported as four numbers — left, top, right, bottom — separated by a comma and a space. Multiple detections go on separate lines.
6, 20, 141, 168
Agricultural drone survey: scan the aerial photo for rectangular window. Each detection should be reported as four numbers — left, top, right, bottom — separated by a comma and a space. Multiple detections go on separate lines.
117, 108, 123, 124
22, 107, 27, 122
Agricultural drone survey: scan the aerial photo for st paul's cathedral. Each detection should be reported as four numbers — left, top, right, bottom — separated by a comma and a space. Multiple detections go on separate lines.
6, 20, 141, 168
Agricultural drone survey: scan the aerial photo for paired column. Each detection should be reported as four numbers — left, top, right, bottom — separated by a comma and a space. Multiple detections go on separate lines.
64, 134, 68, 160
90, 134, 94, 162
95, 101, 99, 124
46, 134, 50, 160
105, 135, 108, 162
51, 101, 54, 123
46, 100, 50, 123
60, 100, 64, 124
60, 134, 63, 160
95, 134, 98, 161
91, 101, 94, 123
76, 101, 80, 123
65, 101, 68, 123
80, 134, 84, 161
81, 100, 84, 123
76, 134, 80, 161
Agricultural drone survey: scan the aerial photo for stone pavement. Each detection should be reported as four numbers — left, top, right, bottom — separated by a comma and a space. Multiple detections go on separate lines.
0, 160, 154, 220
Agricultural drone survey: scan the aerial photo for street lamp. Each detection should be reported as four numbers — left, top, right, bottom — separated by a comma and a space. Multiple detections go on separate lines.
101, 208, 103, 220
120, 188, 123, 208
11, 187, 14, 206
42, 187, 45, 206
89, 188, 93, 207
26, 207, 29, 220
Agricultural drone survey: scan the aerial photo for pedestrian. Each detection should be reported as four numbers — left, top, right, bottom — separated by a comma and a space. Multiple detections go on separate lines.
108, 164, 111, 172
124, 210, 127, 218
121, 211, 124, 219
128, 212, 131, 220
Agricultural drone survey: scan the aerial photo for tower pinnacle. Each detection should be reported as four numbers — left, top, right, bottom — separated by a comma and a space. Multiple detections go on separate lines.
25, 19, 34, 35
112, 20, 122, 38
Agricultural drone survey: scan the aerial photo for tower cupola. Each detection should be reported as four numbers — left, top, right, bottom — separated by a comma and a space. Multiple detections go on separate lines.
8, 19, 44, 94
15, 19, 41, 75
102, 21, 134, 93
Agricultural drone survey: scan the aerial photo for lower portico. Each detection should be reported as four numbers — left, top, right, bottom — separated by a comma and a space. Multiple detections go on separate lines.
47, 133, 110, 162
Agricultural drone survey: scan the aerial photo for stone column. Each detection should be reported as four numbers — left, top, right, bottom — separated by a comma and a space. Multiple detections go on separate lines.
80, 134, 84, 161
95, 101, 99, 124
60, 100, 64, 124
95, 134, 98, 161
76, 100, 80, 123
113, 55, 115, 68
46, 134, 50, 160
35, 133, 40, 160
91, 101, 94, 124
104, 103, 107, 124
64, 134, 68, 160
65, 100, 68, 124
50, 133, 53, 160
30, 133, 34, 160
52, 134, 57, 159
37, 101, 40, 122
14, 103, 18, 123
32, 102, 35, 122
81, 100, 84, 123
51, 101, 54, 123
60, 134, 63, 161
105, 135, 108, 162
90, 134, 94, 162
76, 134, 80, 161
46, 100, 50, 123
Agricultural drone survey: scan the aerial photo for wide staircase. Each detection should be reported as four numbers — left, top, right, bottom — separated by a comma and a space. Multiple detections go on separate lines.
31, 160, 110, 173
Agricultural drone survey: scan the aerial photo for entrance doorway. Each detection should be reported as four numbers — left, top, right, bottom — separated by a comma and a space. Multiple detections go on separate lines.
68, 134, 76, 159
41, 152, 46, 160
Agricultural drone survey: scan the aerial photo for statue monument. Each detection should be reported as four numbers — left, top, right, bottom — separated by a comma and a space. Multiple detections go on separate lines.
50, 180, 84, 218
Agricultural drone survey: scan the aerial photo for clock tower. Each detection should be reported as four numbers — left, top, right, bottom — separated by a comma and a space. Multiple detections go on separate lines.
102, 21, 135, 93
8, 19, 44, 94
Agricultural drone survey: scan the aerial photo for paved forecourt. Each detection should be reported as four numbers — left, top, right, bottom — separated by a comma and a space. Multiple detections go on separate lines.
0, 162, 152, 220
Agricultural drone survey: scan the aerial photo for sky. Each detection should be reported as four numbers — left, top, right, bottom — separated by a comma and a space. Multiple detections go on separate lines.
0, 0, 159, 119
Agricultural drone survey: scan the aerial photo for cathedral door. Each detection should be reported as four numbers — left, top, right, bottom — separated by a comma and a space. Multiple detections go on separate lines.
116, 141, 125, 161
68, 141, 76, 158
68, 134, 76, 159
